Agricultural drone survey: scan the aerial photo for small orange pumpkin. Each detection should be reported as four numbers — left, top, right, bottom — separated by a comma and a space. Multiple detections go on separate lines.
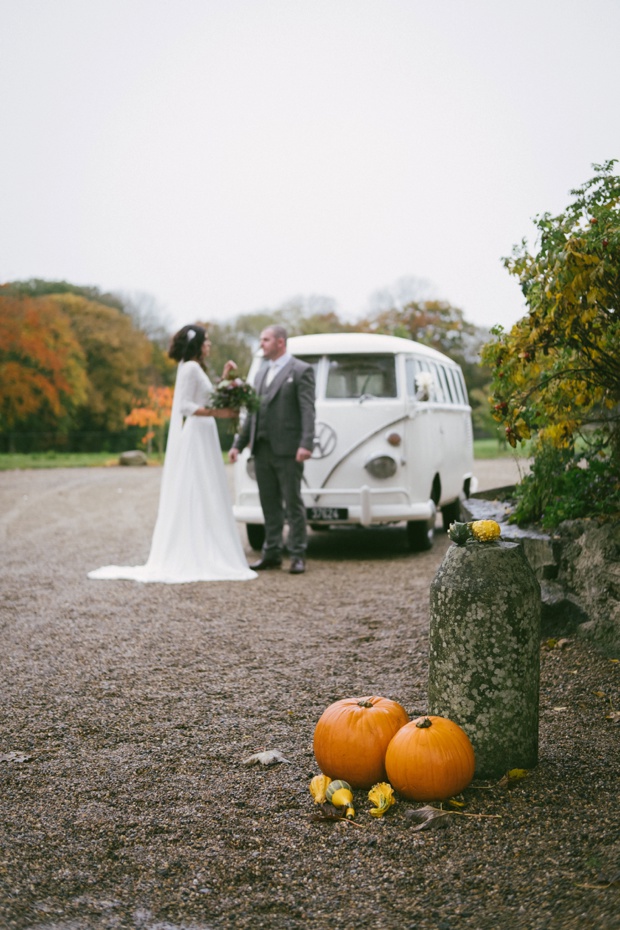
313, 695, 409, 789
385, 715, 475, 801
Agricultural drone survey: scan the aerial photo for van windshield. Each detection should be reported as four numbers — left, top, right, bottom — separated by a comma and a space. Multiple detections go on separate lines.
324, 354, 397, 399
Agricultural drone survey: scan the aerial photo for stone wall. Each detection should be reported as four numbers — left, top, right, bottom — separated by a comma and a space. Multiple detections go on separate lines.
462, 494, 620, 656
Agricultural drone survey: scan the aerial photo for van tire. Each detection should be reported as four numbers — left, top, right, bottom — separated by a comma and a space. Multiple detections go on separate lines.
246, 524, 265, 551
406, 509, 435, 552
441, 498, 462, 532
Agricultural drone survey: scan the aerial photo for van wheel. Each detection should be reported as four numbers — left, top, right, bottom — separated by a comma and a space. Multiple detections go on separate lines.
246, 524, 265, 551
441, 499, 462, 532
406, 507, 436, 552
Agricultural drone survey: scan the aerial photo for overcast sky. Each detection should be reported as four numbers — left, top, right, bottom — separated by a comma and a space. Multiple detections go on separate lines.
1, 0, 619, 335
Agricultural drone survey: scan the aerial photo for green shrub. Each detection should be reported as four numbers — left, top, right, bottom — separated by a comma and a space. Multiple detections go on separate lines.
512, 434, 620, 528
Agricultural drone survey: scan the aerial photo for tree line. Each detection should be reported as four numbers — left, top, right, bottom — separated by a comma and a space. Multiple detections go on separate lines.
0, 278, 493, 453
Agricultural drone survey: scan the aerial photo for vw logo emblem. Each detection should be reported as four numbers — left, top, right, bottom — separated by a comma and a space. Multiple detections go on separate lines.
312, 422, 337, 459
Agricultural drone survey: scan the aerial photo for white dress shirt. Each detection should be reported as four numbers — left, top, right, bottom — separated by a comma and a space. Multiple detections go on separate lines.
265, 352, 291, 387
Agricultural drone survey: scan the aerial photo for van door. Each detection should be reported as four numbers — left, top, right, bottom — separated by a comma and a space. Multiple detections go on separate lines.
298, 352, 405, 509
403, 355, 442, 504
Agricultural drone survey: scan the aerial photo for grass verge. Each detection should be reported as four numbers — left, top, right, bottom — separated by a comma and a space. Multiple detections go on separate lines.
0, 441, 530, 470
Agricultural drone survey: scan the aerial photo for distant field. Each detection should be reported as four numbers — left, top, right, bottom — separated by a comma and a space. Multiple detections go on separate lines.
0, 440, 528, 470
0, 451, 165, 470
473, 438, 532, 459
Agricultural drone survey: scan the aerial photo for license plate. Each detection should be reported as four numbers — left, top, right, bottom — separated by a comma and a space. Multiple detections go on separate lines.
306, 506, 349, 521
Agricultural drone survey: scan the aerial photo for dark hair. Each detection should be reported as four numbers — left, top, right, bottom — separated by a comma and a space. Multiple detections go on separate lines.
168, 324, 207, 362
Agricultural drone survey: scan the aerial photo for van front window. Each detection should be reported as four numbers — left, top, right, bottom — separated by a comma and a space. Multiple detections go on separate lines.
325, 355, 397, 399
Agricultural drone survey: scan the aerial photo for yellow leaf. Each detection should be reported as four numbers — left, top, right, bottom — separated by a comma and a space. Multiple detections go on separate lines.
497, 768, 530, 787
506, 769, 529, 781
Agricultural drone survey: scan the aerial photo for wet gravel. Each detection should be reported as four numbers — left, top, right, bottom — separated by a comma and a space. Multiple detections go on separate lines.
0, 463, 618, 930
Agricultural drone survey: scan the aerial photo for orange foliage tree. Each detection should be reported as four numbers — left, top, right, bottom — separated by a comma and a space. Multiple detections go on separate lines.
124, 386, 173, 454
0, 293, 88, 438
48, 293, 156, 431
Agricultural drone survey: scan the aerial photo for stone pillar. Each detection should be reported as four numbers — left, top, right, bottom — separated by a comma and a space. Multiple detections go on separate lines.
428, 540, 541, 779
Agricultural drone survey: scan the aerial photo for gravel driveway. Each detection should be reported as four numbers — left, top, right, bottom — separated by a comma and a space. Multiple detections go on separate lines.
0, 459, 618, 930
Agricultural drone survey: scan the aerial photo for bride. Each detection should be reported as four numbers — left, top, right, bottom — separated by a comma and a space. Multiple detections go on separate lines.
88, 324, 257, 583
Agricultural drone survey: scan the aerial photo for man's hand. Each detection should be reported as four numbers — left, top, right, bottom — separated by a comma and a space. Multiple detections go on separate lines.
296, 447, 312, 463
228, 447, 239, 464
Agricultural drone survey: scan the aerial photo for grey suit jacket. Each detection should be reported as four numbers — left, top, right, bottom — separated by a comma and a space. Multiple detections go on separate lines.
234, 357, 315, 456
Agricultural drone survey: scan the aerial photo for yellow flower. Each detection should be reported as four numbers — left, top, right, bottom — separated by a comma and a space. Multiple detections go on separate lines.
368, 782, 395, 817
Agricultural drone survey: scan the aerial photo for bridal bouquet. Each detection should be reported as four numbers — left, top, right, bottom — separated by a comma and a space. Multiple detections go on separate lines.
211, 378, 261, 415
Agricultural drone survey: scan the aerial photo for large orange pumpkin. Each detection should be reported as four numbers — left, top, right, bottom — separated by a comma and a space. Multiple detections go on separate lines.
313, 695, 409, 789
385, 715, 475, 801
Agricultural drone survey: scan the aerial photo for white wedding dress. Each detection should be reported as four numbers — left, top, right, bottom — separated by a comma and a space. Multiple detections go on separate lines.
88, 361, 257, 584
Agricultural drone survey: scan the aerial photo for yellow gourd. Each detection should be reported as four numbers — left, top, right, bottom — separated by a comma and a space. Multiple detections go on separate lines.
325, 779, 355, 818
309, 774, 332, 805
367, 782, 395, 817
470, 520, 501, 542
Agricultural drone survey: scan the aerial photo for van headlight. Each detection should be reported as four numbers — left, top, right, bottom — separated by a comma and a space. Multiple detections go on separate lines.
246, 457, 256, 481
364, 455, 397, 479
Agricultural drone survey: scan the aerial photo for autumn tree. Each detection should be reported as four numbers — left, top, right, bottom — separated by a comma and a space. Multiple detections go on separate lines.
48, 292, 154, 432
360, 297, 482, 355
121, 290, 177, 388
200, 320, 254, 381
125, 385, 173, 454
482, 160, 620, 526
0, 292, 88, 442
7, 278, 125, 312
357, 294, 492, 424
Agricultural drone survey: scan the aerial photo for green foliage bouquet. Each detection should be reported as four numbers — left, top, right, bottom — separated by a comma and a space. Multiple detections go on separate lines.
211, 378, 260, 415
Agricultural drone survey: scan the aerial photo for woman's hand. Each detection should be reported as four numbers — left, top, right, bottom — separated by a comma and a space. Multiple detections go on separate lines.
195, 407, 237, 419
221, 360, 238, 380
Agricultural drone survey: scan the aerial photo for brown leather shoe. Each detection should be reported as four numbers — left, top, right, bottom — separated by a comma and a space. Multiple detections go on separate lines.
250, 556, 282, 571
288, 558, 306, 574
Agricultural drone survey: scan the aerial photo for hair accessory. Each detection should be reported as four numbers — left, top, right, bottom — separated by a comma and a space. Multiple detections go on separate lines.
186, 328, 196, 342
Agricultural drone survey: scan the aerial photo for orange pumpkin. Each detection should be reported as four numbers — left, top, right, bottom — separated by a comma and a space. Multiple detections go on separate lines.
385, 715, 475, 801
313, 695, 409, 789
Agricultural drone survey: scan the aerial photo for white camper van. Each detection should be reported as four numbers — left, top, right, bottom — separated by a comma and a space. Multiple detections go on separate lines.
232, 332, 475, 552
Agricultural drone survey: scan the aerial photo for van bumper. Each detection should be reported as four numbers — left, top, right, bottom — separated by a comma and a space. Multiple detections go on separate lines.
233, 485, 435, 528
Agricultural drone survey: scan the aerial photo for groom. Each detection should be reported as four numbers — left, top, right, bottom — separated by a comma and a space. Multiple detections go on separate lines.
229, 325, 316, 574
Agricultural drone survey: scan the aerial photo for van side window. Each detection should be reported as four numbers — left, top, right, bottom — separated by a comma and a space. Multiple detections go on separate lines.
437, 365, 456, 403
458, 369, 469, 404
407, 357, 442, 402
405, 358, 418, 397
429, 362, 448, 403
445, 367, 467, 404
325, 355, 397, 398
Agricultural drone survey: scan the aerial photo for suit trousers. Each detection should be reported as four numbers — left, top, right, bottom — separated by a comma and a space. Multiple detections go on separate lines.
253, 440, 307, 558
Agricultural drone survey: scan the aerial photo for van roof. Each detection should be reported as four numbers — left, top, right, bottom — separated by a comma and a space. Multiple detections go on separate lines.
287, 332, 457, 364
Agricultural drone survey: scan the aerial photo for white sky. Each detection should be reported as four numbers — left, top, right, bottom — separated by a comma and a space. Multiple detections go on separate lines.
1, 0, 619, 334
